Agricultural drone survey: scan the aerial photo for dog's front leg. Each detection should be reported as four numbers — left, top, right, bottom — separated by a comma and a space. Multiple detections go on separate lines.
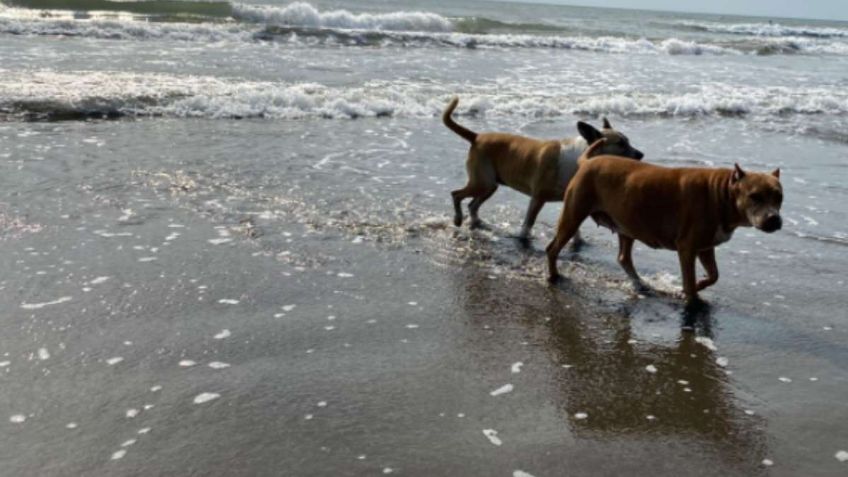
696, 248, 719, 291
677, 247, 701, 305
519, 197, 545, 242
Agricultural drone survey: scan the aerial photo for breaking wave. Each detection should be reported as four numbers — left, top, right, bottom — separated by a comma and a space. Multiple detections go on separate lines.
231, 2, 452, 32
2, 70, 846, 121
2, 2, 847, 56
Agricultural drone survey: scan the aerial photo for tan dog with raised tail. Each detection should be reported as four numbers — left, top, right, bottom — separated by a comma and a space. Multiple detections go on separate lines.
546, 139, 784, 306
442, 97, 644, 241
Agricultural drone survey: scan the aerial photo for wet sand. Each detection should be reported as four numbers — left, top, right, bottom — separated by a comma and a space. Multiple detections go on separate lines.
1, 118, 847, 476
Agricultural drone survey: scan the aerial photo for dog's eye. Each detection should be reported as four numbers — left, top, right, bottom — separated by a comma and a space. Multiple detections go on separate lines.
749, 192, 763, 202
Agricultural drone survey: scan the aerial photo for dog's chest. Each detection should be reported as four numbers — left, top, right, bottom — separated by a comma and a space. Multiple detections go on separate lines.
556, 144, 582, 187
713, 227, 735, 246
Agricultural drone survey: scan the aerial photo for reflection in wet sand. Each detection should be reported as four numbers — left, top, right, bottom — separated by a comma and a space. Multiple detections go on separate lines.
456, 262, 768, 474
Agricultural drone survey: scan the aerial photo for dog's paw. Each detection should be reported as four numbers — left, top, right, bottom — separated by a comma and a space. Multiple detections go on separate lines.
547, 273, 562, 284
453, 215, 463, 227
632, 280, 653, 295
469, 220, 490, 230
516, 235, 532, 248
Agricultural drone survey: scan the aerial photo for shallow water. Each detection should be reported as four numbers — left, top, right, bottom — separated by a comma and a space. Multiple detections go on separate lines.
1, 0, 848, 475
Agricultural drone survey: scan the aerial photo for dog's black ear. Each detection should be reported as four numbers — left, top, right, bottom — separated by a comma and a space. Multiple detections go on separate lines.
731, 163, 746, 184
577, 121, 602, 143
602, 117, 612, 130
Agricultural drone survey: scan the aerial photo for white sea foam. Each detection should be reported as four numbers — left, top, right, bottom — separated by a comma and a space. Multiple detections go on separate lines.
694, 337, 718, 351
214, 329, 231, 339
3, 70, 846, 122
490, 384, 514, 396
0, 9, 250, 43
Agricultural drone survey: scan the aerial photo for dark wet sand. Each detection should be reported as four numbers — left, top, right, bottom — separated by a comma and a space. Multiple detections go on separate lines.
1, 119, 847, 476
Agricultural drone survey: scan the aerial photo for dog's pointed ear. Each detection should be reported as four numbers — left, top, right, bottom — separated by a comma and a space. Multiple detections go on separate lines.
771, 168, 780, 179
602, 117, 612, 130
731, 163, 746, 184
577, 121, 602, 143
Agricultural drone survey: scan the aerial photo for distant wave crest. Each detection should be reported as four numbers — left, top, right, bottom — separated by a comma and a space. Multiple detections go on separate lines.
2, 2, 848, 57
676, 20, 848, 39
231, 2, 453, 32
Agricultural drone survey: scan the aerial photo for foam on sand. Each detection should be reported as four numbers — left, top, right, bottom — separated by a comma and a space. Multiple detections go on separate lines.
482, 429, 502, 446
193, 392, 220, 404
21, 296, 72, 309
694, 337, 718, 351
490, 384, 514, 396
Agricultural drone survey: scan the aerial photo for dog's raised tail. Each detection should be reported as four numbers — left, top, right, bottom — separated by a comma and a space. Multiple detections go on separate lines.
442, 97, 477, 143
577, 138, 607, 166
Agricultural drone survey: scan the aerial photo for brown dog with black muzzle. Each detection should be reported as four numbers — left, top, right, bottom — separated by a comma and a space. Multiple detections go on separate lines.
443, 97, 644, 241
546, 139, 784, 306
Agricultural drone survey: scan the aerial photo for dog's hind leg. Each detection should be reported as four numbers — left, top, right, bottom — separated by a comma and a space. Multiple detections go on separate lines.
617, 234, 646, 290
451, 187, 470, 226
468, 185, 497, 229
696, 248, 719, 291
617, 235, 641, 281
519, 197, 545, 242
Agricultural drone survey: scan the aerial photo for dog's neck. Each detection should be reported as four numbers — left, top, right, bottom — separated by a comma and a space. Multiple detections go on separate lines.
720, 169, 749, 231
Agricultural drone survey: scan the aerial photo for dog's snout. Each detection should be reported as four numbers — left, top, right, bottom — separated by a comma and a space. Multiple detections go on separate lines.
762, 214, 782, 233
633, 149, 644, 160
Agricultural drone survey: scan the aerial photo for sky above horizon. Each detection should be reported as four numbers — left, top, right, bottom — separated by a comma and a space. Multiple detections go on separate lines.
512, 0, 848, 21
